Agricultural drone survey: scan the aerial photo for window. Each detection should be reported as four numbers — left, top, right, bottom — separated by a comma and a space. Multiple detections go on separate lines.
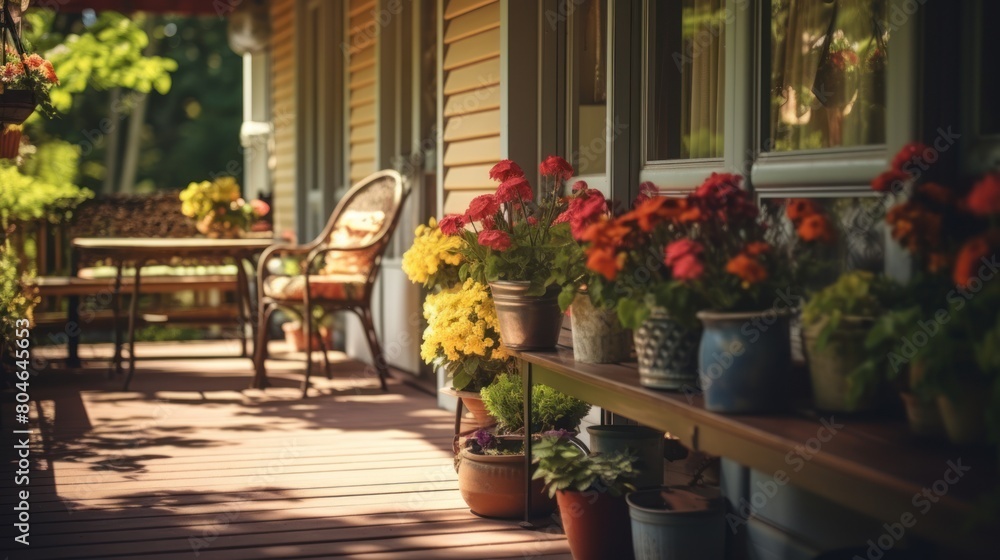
647, 0, 727, 162
567, 0, 608, 176
763, 0, 889, 152
977, 1, 1000, 137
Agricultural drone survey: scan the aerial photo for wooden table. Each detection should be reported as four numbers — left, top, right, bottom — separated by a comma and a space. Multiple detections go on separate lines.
515, 349, 997, 555
72, 237, 275, 389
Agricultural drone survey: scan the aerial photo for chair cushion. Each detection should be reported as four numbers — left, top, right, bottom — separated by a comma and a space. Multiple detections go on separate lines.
264, 274, 367, 301
322, 210, 386, 275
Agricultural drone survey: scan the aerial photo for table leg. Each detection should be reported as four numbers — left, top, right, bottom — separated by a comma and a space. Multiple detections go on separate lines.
522, 358, 535, 528
111, 261, 124, 378
122, 265, 142, 391
67, 249, 82, 369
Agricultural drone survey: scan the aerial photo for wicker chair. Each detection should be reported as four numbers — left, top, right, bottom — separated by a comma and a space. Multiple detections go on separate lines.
254, 170, 409, 396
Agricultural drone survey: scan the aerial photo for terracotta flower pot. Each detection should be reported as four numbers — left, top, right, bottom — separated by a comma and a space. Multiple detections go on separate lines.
557, 490, 634, 560
0, 125, 22, 159
456, 449, 555, 519
281, 322, 328, 352
441, 387, 496, 429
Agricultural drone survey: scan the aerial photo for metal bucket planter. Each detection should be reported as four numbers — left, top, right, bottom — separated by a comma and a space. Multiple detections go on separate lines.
634, 311, 701, 390
587, 425, 664, 490
696, 310, 791, 414
627, 487, 726, 560
489, 280, 563, 350
570, 293, 629, 363
802, 316, 878, 412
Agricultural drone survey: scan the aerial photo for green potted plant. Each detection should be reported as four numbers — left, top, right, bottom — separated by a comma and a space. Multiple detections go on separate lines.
532, 433, 638, 560
456, 373, 590, 519
439, 156, 575, 350
179, 176, 269, 238
550, 182, 629, 364
801, 271, 897, 412
580, 183, 707, 389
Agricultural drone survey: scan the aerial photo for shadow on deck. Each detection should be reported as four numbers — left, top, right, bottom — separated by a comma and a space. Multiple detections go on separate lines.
1, 341, 569, 559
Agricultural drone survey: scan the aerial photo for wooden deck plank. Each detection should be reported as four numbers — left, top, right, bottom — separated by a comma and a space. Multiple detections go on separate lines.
0, 342, 568, 559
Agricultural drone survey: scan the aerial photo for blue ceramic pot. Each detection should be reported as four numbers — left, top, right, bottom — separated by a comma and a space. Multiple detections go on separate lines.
696, 310, 791, 414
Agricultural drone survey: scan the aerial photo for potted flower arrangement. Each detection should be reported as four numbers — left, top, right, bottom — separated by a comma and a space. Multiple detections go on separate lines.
532, 432, 638, 560
456, 373, 591, 519
550, 180, 631, 363
665, 174, 800, 413
439, 156, 576, 350
860, 145, 1000, 444
580, 183, 707, 389
800, 270, 898, 412
179, 177, 269, 238
1, 40, 59, 158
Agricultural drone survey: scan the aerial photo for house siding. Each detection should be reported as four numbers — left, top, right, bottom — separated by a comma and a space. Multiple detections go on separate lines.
270, 0, 296, 238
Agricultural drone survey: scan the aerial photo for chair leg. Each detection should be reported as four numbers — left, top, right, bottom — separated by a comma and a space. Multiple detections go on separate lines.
358, 306, 389, 392
252, 304, 274, 389
301, 304, 313, 398
319, 329, 332, 379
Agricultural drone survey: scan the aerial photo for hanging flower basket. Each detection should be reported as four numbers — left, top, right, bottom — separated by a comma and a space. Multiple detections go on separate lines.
0, 89, 36, 127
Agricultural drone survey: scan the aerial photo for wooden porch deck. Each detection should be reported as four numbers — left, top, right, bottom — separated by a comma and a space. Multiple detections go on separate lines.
1, 341, 570, 559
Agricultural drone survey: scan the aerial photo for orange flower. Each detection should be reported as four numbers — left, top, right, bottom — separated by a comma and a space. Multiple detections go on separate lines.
726, 253, 769, 287
745, 241, 771, 256
797, 214, 835, 243
785, 199, 820, 224
678, 206, 701, 223
953, 236, 992, 288
622, 196, 687, 232
964, 173, 1000, 216
927, 252, 951, 274
586, 246, 623, 281
916, 182, 954, 206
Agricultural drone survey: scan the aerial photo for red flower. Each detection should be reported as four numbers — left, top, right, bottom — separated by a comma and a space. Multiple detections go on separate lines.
567, 194, 609, 239
539, 155, 574, 181
478, 229, 511, 251
496, 176, 533, 203
664, 240, 704, 282
871, 169, 911, 193
690, 173, 757, 221
465, 194, 500, 222
482, 215, 497, 230
785, 199, 820, 224
953, 236, 992, 288
891, 142, 931, 173
963, 173, 1000, 216
797, 214, 836, 244
633, 182, 658, 206
438, 214, 466, 235
489, 159, 524, 183
572, 180, 589, 193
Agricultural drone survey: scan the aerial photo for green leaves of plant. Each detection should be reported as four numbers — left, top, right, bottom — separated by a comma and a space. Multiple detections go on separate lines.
531, 435, 637, 499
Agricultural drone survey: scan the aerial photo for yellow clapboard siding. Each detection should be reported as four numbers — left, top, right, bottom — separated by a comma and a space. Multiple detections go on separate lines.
350, 123, 376, 143
351, 65, 376, 90
350, 104, 376, 126
351, 142, 375, 162
443, 136, 501, 167
443, 57, 500, 95
350, 46, 376, 71
350, 161, 377, 182
351, 84, 376, 108
443, 86, 501, 117
349, 0, 376, 17
444, 189, 494, 215
443, 28, 500, 71
443, 109, 501, 142
444, 2, 500, 44
445, 0, 496, 20
443, 164, 495, 191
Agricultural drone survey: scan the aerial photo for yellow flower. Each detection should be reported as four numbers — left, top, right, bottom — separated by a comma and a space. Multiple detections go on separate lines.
420, 279, 508, 367
402, 218, 465, 289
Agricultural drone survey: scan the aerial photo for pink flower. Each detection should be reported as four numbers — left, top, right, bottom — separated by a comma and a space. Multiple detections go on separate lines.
465, 194, 500, 222
539, 155, 574, 181
634, 182, 658, 206
664, 240, 705, 282
496, 176, 533, 203
489, 159, 525, 183
478, 229, 511, 251
250, 199, 270, 217
572, 180, 588, 193
438, 214, 466, 235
